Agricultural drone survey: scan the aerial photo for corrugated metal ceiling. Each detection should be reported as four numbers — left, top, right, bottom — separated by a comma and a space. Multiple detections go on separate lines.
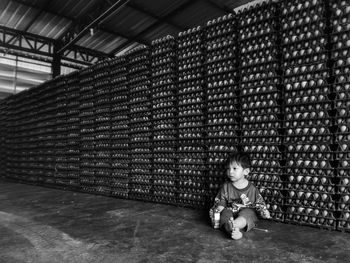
130, 0, 189, 18
0, 0, 258, 98
49, 0, 100, 18
103, 5, 158, 38
1, 0, 256, 55
171, 1, 226, 28
77, 30, 127, 54
28, 12, 71, 39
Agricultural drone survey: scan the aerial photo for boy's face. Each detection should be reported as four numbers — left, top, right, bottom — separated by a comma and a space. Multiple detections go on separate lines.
227, 161, 249, 182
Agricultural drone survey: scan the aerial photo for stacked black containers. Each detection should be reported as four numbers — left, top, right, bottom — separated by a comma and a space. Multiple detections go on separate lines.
32, 82, 58, 184
6, 93, 28, 182
151, 36, 178, 205
1, 0, 350, 232
281, 0, 336, 229
4, 96, 13, 180
204, 14, 240, 204
0, 100, 6, 178
330, 0, 350, 231
79, 67, 96, 193
20, 88, 41, 183
238, 2, 285, 221
177, 27, 206, 208
65, 72, 80, 189
127, 46, 152, 201
5, 95, 15, 181
110, 57, 129, 199
93, 60, 111, 195
19, 89, 34, 183
54, 76, 69, 187
21, 90, 36, 183
45, 82, 60, 184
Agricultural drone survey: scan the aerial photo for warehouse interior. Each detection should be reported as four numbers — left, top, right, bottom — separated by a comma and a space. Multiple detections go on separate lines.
0, 0, 251, 99
1, 0, 350, 262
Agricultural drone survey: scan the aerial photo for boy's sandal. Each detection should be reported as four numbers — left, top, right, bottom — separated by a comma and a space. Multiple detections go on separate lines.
231, 227, 243, 240
230, 220, 243, 240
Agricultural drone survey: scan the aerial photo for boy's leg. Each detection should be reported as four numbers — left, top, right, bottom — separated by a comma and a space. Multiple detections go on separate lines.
232, 216, 247, 229
230, 216, 245, 240
231, 208, 257, 240
237, 208, 258, 231
219, 208, 235, 234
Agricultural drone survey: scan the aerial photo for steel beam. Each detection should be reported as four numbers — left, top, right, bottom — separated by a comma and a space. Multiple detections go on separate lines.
11, 0, 144, 48
0, 25, 108, 66
52, 43, 61, 77
0, 25, 54, 56
63, 46, 103, 65
57, 0, 130, 54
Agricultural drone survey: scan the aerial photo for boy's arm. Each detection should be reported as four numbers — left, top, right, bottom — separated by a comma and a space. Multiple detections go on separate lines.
249, 184, 270, 219
254, 192, 271, 219
209, 184, 228, 228
214, 183, 228, 208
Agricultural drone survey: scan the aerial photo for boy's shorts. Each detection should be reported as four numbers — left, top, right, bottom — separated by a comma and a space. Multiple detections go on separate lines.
220, 208, 258, 232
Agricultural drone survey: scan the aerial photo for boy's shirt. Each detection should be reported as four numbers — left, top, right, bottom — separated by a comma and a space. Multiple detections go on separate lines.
214, 181, 270, 218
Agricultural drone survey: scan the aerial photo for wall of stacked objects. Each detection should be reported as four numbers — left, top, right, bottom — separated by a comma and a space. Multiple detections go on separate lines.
281, 0, 335, 229
0, 100, 6, 179
238, 3, 285, 222
0, 0, 349, 231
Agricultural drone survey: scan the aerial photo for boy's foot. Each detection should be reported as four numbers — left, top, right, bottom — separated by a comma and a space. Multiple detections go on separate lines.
230, 220, 243, 240
231, 227, 243, 240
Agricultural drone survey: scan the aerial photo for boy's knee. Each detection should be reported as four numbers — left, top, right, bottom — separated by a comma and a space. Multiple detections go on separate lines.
238, 208, 258, 232
221, 208, 232, 217
219, 209, 233, 226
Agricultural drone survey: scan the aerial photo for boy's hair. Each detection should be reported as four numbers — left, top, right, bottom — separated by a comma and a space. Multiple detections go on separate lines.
227, 152, 251, 169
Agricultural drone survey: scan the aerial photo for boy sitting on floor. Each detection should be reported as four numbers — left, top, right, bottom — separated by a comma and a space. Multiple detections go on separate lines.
210, 152, 271, 240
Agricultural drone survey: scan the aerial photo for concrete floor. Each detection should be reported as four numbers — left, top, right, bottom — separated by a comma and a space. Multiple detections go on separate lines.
0, 180, 349, 263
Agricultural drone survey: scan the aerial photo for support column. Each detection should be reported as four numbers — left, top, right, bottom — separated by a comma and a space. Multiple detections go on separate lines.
52, 42, 62, 77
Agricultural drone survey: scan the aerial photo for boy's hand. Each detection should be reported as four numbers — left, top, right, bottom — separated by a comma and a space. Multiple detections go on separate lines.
264, 209, 271, 219
216, 206, 225, 213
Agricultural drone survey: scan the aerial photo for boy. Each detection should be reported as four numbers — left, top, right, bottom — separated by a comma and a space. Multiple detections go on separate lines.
210, 152, 271, 240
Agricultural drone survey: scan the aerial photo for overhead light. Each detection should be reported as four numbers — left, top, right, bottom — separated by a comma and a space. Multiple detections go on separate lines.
90, 28, 94, 36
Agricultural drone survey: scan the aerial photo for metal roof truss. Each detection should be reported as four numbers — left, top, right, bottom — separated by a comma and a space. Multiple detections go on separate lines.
0, 25, 108, 67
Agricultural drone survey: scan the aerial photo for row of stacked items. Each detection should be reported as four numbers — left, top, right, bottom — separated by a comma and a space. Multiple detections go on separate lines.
93, 60, 112, 195
79, 67, 96, 193
38, 80, 64, 185
53, 76, 69, 187
0, 100, 6, 178
64, 71, 80, 189
151, 36, 178, 205
238, 1, 284, 222
204, 13, 240, 204
5, 92, 28, 182
177, 27, 207, 208
281, 0, 336, 229
26, 80, 61, 185
13, 89, 36, 183
331, 0, 350, 232
110, 57, 129, 199
127, 46, 153, 201
0, 0, 348, 231
12, 88, 39, 183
